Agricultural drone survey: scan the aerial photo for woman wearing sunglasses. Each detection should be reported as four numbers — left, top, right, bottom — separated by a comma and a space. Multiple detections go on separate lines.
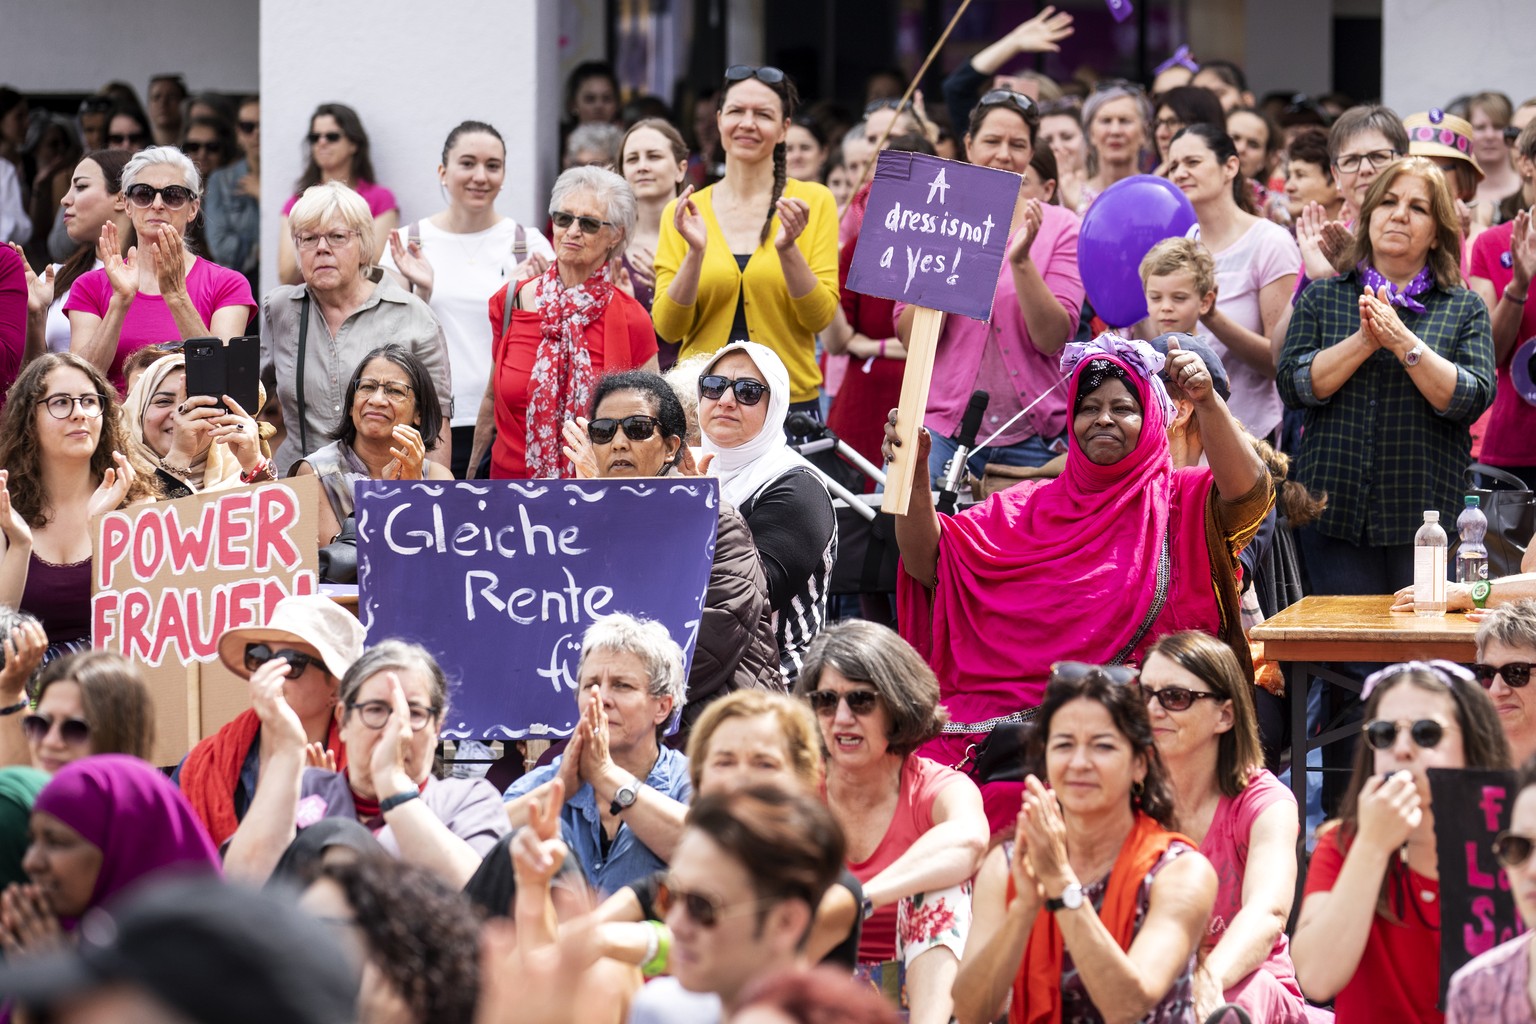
0, 354, 155, 662
227, 639, 508, 888
20, 651, 153, 775
652, 65, 839, 418
294, 344, 452, 549
64, 146, 255, 396
469, 165, 658, 481
276, 103, 398, 284
1290, 661, 1509, 1023
1141, 631, 1307, 1023
795, 621, 987, 1024
955, 662, 1215, 1024
698, 341, 835, 679
1471, 601, 1536, 766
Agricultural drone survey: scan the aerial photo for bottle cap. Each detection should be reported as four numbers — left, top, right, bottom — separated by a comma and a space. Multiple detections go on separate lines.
1465, 495, 1480, 508
1424, 510, 1440, 522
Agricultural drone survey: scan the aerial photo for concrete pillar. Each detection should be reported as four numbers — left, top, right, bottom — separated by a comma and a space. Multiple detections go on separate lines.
1244, 0, 1332, 100
1382, 0, 1536, 113
259, 0, 560, 298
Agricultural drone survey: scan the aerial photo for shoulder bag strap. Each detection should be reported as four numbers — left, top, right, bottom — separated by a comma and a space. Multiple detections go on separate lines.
296, 291, 311, 457
1108, 527, 1172, 666
512, 222, 526, 259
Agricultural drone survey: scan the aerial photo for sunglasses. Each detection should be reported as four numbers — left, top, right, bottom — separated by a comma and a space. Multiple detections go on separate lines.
1050, 661, 1141, 687
1362, 718, 1450, 751
1507, 126, 1524, 145
657, 879, 777, 928
1494, 830, 1536, 868
107, 132, 146, 146
244, 643, 318, 676
22, 714, 90, 747
587, 415, 661, 445
550, 210, 616, 235
308, 131, 345, 144
864, 98, 907, 115
805, 689, 880, 717
698, 374, 768, 406
78, 97, 114, 115
1470, 662, 1534, 688
1142, 685, 1224, 712
238, 120, 259, 134
724, 65, 786, 85
181, 140, 222, 155
125, 184, 198, 209
979, 89, 1038, 119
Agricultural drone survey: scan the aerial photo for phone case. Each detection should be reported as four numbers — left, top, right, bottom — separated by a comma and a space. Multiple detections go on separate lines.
182, 337, 227, 409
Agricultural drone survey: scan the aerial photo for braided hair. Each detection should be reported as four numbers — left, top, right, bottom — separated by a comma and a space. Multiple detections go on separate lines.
718, 68, 800, 247
763, 138, 788, 246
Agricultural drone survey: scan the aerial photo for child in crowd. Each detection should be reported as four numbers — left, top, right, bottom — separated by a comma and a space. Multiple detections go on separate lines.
1140, 236, 1218, 340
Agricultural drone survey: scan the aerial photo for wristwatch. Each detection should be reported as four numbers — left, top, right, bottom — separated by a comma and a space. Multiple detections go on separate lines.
1403, 342, 1427, 367
1046, 882, 1085, 913
609, 777, 642, 815
1472, 579, 1492, 609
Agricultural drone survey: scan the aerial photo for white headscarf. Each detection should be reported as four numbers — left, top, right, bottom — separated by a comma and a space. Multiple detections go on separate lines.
699, 342, 817, 507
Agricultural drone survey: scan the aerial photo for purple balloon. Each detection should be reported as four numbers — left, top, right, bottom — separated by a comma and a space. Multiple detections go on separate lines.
1078, 175, 1198, 328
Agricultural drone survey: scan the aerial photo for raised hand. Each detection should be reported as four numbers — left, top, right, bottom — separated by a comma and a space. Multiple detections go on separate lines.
1355, 771, 1423, 854
626, 245, 656, 292
248, 656, 306, 751
87, 451, 136, 518
1163, 337, 1216, 405
513, 778, 570, 890
1019, 775, 1073, 894
1009, 4, 1074, 52
1295, 203, 1338, 281
673, 445, 714, 478
1319, 219, 1353, 271
0, 618, 47, 702
385, 424, 428, 480
369, 673, 417, 797
561, 418, 598, 479
1007, 807, 1043, 913
0, 470, 32, 549
881, 407, 931, 466
388, 229, 435, 294
98, 221, 139, 301
305, 742, 338, 772
0, 883, 64, 957
511, 252, 551, 283
1511, 209, 1536, 289
5, 242, 53, 314
674, 186, 707, 253
773, 196, 810, 251
1007, 199, 1043, 267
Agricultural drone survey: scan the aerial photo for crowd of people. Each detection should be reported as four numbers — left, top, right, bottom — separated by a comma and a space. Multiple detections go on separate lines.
1, 10, 1536, 1022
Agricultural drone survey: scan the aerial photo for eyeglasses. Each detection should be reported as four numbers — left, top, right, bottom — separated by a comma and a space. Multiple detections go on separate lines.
978, 89, 1038, 120
294, 230, 358, 250
724, 65, 786, 85
1142, 685, 1224, 712
1334, 149, 1400, 173
308, 131, 345, 144
355, 379, 414, 403
1506, 126, 1524, 145
1362, 718, 1451, 751
587, 415, 661, 445
244, 643, 319, 676
36, 393, 105, 419
107, 132, 146, 147
345, 699, 441, 732
1494, 830, 1536, 868
1050, 661, 1141, 687
125, 184, 198, 209
698, 374, 769, 406
180, 140, 222, 155
657, 878, 778, 928
864, 98, 907, 115
1471, 662, 1534, 688
805, 689, 880, 717
1154, 117, 1185, 132
550, 210, 616, 235
238, 120, 259, 134
22, 714, 90, 747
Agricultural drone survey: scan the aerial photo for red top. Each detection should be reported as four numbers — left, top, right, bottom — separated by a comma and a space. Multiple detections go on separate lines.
1469, 222, 1536, 467
1303, 827, 1443, 1024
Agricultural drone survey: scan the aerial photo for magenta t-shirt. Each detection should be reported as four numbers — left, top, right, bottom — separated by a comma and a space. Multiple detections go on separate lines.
281, 179, 398, 218
1469, 222, 1536, 467
64, 258, 256, 393
1202, 769, 1303, 997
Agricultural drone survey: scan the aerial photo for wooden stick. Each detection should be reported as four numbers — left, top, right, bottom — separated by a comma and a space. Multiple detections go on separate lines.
882, 306, 944, 515
187, 661, 202, 752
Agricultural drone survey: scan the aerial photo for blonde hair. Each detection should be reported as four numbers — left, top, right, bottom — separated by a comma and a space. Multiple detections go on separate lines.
1346, 157, 1462, 290
685, 690, 823, 793
1139, 236, 1217, 295
288, 181, 376, 272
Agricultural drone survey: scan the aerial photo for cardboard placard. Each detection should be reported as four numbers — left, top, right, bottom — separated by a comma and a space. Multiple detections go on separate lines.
91, 476, 321, 765
1428, 767, 1525, 1000
355, 479, 719, 740
846, 150, 1021, 321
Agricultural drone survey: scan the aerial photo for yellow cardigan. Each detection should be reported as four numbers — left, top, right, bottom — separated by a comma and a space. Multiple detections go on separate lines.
652, 177, 840, 405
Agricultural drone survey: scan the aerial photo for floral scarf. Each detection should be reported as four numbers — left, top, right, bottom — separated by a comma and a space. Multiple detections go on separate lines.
524, 262, 615, 477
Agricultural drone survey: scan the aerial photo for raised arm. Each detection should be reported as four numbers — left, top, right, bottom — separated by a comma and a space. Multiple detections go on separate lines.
1008, 200, 1076, 355
222, 660, 308, 882
1167, 340, 1265, 502
882, 409, 941, 586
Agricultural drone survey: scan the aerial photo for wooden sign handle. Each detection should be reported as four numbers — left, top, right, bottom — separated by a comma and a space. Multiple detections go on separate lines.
881, 306, 944, 515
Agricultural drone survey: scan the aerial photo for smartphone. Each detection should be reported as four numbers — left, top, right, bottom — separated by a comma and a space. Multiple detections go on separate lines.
182, 337, 227, 410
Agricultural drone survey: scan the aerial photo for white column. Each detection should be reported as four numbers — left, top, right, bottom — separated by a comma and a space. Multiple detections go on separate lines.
1382, 0, 1536, 113
259, 0, 559, 298
1243, 0, 1332, 100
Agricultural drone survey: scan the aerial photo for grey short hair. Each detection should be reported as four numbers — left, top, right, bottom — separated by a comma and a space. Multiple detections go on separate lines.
565, 123, 623, 167
842, 122, 869, 159
1328, 104, 1409, 163
339, 639, 451, 724
548, 166, 636, 257
121, 145, 202, 197
0, 604, 41, 679
289, 181, 376, 272
578, 614, 686, 729
1477, 599, 1536, 658
664, 352, 714, 446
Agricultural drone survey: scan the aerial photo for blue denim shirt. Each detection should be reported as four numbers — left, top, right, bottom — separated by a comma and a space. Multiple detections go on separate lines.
504, 745, 692, 896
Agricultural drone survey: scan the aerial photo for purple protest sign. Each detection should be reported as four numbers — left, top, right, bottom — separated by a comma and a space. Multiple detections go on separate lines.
846, 151, 1020, 321
356, 479, 718, 739
1104, 0, 1134, 23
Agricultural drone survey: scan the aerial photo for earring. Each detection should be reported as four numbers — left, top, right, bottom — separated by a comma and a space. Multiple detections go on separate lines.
1131, 779, 1145, 805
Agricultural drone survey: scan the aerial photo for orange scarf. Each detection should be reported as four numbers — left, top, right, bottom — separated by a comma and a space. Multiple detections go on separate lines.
1009, 812, 1194, 1024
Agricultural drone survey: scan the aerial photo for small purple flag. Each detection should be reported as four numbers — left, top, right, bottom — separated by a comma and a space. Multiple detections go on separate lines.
1105, 0, 1134, 23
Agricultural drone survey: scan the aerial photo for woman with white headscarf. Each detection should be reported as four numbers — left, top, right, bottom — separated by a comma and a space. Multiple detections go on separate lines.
699, 341, 836, 680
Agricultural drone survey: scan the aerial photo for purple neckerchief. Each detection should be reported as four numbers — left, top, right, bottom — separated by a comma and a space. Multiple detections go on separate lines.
1357, 262, 1434, 314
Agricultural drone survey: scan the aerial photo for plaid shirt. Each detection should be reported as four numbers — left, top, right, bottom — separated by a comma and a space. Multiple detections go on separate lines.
1278, 273, 1494, 547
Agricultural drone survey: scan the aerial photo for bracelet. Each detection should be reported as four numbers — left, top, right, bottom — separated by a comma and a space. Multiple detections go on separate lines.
240, 456, 272, 484
1505, 284, 1529, 305
379, 790, 420, 814
0, 698, 29, 716
158, 455, 191, 478
879, 337, 888, 358
640, 920, 671, 977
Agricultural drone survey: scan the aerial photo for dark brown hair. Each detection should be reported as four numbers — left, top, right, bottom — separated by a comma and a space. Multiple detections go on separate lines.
795, 620, 947, 757
54, 149, 135, 301
1170, 123, 1258, 214
1148, 631, 1263, 799
295, 103, 378, 193
34, 651, 154, 760
332, 344, 444, 452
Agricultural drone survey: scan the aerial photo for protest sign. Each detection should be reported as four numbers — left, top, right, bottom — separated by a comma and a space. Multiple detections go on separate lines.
92, 476, 321, 764
1429, 767, 1524, 1000
845, 150, 1021, 515
355, 479, 718, 739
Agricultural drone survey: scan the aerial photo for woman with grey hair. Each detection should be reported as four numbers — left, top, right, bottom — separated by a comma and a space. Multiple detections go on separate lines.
1472, 599, 1536, 765
469, 165, 657, 479
226, 638, 510, 889
502, 612, 693, 894
1079, 82, 1153, 212
261, 181, 452, 476
65, 145, 255, 393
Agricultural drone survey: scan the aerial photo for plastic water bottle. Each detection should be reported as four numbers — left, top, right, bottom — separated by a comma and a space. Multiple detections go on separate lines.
1456, 495, 1490, 584
1414, 510, 1448, 617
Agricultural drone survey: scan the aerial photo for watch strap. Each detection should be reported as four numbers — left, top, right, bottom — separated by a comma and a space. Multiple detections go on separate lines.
379, 789, 421, 814
0, 698, 29, 716
1472, 579, 1491, 609
609, 777, 642, 815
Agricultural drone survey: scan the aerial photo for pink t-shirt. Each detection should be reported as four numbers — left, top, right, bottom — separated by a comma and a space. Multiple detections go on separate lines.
64, 258, 256, 393
1196, 219, 1300, 439
1201, 770, 1304, 998
1469, 222, 1536, 467
281, 179, 398, 218
843, 755, 976, 963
